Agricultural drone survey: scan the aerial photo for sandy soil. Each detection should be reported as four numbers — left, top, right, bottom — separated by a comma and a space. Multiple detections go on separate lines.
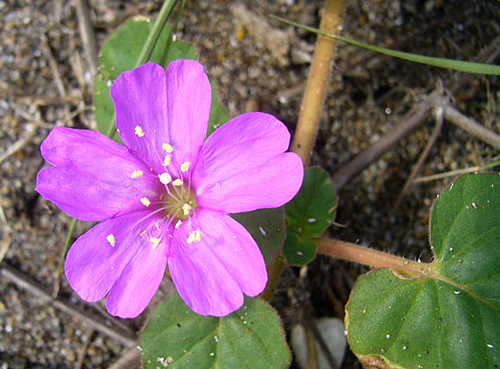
1, 0, 499, 367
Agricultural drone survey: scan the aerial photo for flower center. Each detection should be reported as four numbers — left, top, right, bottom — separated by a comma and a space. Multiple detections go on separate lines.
162, 181, 198, 222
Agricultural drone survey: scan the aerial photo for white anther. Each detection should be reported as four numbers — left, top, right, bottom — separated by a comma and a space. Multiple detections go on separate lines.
158, 172, 172, 185
131, 170, 144, 179
150, 237, 161, 249
181, 162, 191, 173
162, 143, 173, 153
106, 234, 116, 247
134, 125, 145, 137
187, 230, 202, 244
182, 203, 192, 216
140, 197, 151, 207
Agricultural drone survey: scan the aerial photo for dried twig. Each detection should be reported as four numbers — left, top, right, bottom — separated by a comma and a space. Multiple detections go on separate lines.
413, 165, 483, 183
331, 36, 500, 190
304, 319, 320, 369
73, 0, 98, 76
41, 35, 67, 97
443, 104, 500, 150
0, 123, 36, 165
1, 264, 137, 347
74, 328, 94, 369
391, 104, 445, 214
0, 201, 12, 264
332, 90, 442, 189
107, 347, 142, 369
41, 34, 74, 127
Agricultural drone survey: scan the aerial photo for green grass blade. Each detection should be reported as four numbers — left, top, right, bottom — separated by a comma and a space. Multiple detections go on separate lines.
272, 15, 500, 76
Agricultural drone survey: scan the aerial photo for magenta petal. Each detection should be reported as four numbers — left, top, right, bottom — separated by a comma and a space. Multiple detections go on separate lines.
36, 127, 161, 222
168, 209, 267, 316
112, 62, 169, 173
106, 235, 168, 318
64, 210, 165, 303
111, 60, 211, 173
193, 112, 304, 213
164, 59, 211, 167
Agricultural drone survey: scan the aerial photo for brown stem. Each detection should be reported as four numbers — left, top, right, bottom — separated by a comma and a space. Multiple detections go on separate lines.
304, 319, 320, 369
316, 237, 500, 311
262, 0, 344, 303
260, 255, 285, 302
315, 238, 433, 277
291, 0, 344, 165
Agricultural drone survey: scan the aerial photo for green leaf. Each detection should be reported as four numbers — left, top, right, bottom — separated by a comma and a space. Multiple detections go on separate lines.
207, 77, 232, 137
93, 16, 197, 137
273, 16, 500, 76
285, 167, 336, 238
231, 207, 286, 264
346, 173, 500, 369
283, 167, 337, 265
282, 232, 317, 265
141, 293, 291, 369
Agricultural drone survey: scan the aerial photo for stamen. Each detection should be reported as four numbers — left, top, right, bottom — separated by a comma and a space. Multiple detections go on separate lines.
175, 220, 182, 229
140, 197, 151, 207
172, 179, 183, 187
194, 230, 201, 241
182, 203, 192, 216
181, 162, 191, 172
162, 143, 174, 153
163, 154, 171, 166
158, 172, 172, 185
187, 230, 202, 244
134, 125, 145, 137
106, 234, 116, 247
149, 237, 161, 250
131, 170, 144, 179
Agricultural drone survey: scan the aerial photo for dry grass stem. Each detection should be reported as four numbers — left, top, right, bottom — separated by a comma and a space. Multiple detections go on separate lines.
291, 0, 344, 165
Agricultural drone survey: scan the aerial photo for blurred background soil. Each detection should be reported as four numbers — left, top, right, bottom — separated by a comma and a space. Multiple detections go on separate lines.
0, 0, 499, 368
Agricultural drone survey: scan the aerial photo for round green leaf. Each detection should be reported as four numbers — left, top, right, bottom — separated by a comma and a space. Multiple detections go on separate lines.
283, 166, 337, 265
282, 232, 316, 265
141, 293, 291, 369
231, 207, 286, 264
285, 167, 337, 238
346, 173, 500, 369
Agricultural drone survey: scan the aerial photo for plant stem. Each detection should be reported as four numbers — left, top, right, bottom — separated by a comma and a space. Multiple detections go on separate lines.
261, 0, 344, 303
58, 217, 78, 272
315, 238, 432, 277
290, 0, 344, 165
413, 158, 500, 183
260, 255, 285, 302
136, 0, 179, 66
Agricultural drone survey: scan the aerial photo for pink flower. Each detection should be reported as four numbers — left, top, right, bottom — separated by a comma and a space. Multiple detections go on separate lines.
36, 60, 303, 318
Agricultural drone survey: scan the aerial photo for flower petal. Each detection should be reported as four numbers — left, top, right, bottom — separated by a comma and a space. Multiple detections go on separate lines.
64, 210, 166, 304
193, 112, 304, 213
106, 234, 168, 318
168, 209, 267, 316
36, 126, 162, 222
164, 59, 211, 168
111, 60, 211, 174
